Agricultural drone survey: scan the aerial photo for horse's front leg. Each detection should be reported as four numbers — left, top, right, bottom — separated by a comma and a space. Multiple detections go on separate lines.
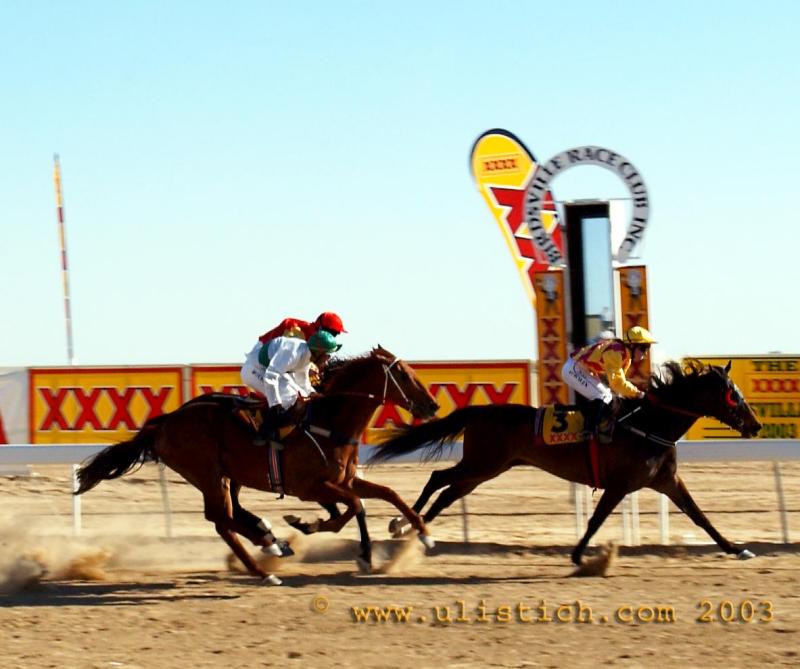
651, 475, 754, 559
572, 486, 628, 565
351, 477, 433, 549
294, 480, 362, 535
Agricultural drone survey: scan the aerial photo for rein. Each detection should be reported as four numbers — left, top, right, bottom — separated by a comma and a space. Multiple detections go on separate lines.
615, 395, 704, 448
300, 356, 412, 459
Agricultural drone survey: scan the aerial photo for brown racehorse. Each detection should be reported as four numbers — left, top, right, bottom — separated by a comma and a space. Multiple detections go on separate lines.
76, 346, 439, 582
368, 360, 762, 565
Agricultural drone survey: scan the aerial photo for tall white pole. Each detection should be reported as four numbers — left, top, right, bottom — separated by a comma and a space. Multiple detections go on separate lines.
53, 154, 75, 365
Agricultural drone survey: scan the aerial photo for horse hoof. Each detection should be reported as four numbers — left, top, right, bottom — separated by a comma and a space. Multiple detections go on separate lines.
737, 549, 756, 560
262, 540, 294, 558
262, 542, 283, 557
389, 519, 412, 539
418, 534, 435, 551
356, 557, 372, 574
261, 574, 282, 586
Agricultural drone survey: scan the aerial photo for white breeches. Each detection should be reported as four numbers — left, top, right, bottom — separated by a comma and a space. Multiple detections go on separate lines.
561, 358, 613, 404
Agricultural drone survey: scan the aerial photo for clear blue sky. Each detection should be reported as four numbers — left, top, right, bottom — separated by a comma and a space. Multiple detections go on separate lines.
1, 1, 797, 367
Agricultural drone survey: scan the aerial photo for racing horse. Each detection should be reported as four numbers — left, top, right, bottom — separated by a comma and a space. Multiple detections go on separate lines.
368, 360, 762, 564
76, 346, 439, 582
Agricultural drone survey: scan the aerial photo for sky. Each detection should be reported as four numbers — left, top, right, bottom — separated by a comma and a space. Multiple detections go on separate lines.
1, 1, 798, 368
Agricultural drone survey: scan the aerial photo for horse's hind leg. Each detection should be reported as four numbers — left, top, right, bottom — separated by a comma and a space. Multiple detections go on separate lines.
229, 480, 293, 557
388, 463, 468, 536
423, 479, 481, 524
651, 475, 752, 559
203, 478, 275, 581
351, 477, 431, 548
572, 486, 628, 565
296, 502, 372, 571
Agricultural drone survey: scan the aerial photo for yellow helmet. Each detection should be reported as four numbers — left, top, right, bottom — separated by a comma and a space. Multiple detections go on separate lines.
623, 326, 657, 345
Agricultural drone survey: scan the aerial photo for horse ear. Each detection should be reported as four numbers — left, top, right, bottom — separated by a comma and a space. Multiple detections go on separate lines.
724, 360, 732, 374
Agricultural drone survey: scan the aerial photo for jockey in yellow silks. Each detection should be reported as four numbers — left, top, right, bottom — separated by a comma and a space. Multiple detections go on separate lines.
561, 326, 656, 443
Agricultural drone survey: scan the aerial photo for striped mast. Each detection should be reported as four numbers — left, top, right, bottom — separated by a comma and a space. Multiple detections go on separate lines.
52, 154, 75, 365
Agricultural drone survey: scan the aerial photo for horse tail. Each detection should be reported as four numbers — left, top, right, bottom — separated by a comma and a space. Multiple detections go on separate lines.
75, 417, 164, 495
367, 405, 489, 465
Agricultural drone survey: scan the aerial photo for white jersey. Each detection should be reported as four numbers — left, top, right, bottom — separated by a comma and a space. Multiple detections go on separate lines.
240, 336, 315, 409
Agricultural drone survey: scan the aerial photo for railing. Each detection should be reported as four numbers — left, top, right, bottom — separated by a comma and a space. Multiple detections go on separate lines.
2, 440, 798, 543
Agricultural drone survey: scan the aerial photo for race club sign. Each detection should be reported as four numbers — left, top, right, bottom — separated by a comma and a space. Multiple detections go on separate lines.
525, 145, 650, 264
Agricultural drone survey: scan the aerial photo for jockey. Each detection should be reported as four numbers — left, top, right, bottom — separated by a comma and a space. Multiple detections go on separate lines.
561, 326, 656, 443
241, 330, 342, 445
258, 311, 347, 345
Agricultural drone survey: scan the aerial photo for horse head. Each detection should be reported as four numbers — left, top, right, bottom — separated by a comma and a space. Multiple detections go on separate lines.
369, 345, 439, 420
320, 346, 439, 420
707, 361, 762, 438
683, 360, 762, 438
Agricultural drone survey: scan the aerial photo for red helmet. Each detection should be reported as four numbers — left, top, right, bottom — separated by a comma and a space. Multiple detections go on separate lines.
315, 312, 347, 335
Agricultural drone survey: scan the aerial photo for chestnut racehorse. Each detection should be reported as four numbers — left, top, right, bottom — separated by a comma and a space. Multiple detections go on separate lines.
368, 360, 762, 565
76, 346, 439, 582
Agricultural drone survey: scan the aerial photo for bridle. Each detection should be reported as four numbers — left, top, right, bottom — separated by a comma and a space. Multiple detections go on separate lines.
619, 384, 747, 445
299, 355, 422, 462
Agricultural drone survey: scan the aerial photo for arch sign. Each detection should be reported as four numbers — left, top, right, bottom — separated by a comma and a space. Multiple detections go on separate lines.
524, 146, 649, 265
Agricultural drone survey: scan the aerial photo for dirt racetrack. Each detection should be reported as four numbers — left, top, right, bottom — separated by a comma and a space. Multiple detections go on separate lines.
1, 459, 799, 668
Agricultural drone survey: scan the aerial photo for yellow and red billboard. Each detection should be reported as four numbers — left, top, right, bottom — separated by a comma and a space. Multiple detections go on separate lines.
683, 356, 800, 440
29, 367, 184, 444
533, 270, 568, 405
189, 361, 531, 444
616, 265, 651, 387
191, 365, 254, 398
469, 129, 563, 308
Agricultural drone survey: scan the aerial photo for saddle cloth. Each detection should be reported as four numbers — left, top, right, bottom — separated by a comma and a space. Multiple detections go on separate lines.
534, 405, 588, 446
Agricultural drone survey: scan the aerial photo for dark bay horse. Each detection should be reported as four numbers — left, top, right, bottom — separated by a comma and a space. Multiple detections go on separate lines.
368, 360, 762, 565
76, 346, 439, 582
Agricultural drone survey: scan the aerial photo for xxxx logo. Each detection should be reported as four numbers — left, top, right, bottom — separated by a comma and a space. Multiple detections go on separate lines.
196, 385, 256, 397
751, 378, 800, 393
37, 386, 177, 431
490, 186, 561, 280
372, 382, 518, 429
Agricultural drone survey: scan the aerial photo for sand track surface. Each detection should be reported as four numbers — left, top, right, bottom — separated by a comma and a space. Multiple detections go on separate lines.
1, 461, 798, 668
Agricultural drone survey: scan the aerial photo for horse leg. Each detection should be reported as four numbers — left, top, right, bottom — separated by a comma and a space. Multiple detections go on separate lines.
572, 486, 628, 565
388, 463, 474, 536
298, 481, 363, 535
321, 502, 342, 519
351, 478, 432, 549
651, 475, 754, 559
354, 508, 372, 573
314, 502, 372, 571
202, 479, 276, 582
422, 479, 481, 524
229, 480, 293, 557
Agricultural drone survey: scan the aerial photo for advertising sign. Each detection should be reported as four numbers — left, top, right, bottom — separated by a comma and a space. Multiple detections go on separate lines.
191, 365, 255, 398
469, 129, 564, 307
533, 270, 568, 405
683, 356, 800, 440
190, 362, 531, 445
29, 367, 184, 444
616, 265, 651, 387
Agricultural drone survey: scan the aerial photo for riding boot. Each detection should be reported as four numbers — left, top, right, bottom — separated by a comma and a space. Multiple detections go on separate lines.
253, 405, 283, 447
583, 398, 607, 444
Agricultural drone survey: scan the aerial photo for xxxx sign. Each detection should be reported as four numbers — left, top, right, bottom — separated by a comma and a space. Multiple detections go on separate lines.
684, 356, 800, 440
187, 362, 532, 445
363, 361, 531, 444
30, 367, 184, 444
190, 365, 257, 398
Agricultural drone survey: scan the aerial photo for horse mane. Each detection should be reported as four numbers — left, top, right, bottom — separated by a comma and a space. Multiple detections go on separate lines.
646, 358, 716, 400
318, 347, 391, 393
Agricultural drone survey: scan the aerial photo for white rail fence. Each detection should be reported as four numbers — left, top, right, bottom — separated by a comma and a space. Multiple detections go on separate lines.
1, 440, 798, 544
